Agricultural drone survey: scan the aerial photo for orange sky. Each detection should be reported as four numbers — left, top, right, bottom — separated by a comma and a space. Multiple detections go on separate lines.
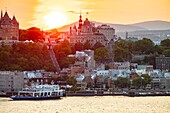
0, 0, 170, 30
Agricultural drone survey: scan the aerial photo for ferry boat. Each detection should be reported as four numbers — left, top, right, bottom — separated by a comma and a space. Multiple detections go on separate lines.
10, 84, 64, 100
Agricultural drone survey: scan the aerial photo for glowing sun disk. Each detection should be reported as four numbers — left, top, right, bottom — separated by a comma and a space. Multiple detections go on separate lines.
44, 12, 67, 29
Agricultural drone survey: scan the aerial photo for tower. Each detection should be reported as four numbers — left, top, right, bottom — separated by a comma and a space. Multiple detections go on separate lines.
78, 11, 82, 29
126, 32, 128, 39
108, 38, 115, 63
0, 10, 19, 40
0, 10, 3, 20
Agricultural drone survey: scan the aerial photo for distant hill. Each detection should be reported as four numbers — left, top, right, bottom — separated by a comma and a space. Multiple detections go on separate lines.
129, 20, 170, 30
57, 21, 147, 32
57, 20, 170, 32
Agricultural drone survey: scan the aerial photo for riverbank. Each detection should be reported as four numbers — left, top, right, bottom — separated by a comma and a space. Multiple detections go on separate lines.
1, 96, 170, 113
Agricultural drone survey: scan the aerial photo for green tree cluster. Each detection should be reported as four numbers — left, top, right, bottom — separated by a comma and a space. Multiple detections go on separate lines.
94, 47, 109, 63
54, 75, 77, 91
113, 38, 170, 63
114, 39, 133, 62
114, 77, 129, 88
160, 39, 170, 57
19, 27, 44, 42
53, 39, 76, 69
132, 74, 152, 89
0, 42, 55, 71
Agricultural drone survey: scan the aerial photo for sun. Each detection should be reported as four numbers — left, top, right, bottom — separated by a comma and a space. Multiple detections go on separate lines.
44, 11, 67, 29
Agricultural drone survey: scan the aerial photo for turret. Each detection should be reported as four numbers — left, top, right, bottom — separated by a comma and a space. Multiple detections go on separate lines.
78, 14, 82, 29
3, 11, 10, 21
70, 27, 72, 35
126, 32, 128, 39
12, 15, 17, 22
0, 10, 3, 20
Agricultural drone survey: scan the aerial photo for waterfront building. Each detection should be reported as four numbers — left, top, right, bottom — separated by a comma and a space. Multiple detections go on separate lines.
155, 55, 170, 71
76, 74, 87, 90
96, 70, 109, 76
151, 76, 170, 89
0, 71, 24, 93
137, 65, 153, 71
0, 10, 19, 40
24, 70, 59, 87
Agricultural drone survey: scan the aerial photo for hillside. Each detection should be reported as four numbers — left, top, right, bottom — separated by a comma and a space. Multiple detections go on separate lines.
57, 20, 170, 32
130, 20, 170, 30
57, 21, 147, 32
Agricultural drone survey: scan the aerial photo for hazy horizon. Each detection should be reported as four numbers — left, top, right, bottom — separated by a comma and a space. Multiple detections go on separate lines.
0, 0, 170, 30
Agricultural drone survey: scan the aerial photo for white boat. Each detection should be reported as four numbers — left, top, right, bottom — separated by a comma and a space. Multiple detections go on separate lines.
10, 84, 64, 100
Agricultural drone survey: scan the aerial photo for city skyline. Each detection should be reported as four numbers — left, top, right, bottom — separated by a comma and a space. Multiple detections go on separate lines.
0, 0, 170, 30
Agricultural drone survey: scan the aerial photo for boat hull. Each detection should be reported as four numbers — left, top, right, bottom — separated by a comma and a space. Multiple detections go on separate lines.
10, 96, 61, 100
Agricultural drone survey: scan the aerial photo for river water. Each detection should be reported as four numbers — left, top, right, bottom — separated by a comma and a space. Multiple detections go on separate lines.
0, 96, 170, 113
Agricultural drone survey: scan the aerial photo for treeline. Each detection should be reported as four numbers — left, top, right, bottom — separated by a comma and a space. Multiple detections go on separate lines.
19, 27, 60, 42
85, 38, 170, 64
69, 38, 170, 64
113, 38, 170, 64
53, 40, 106, 68
1, 25, 170, 71
114, 74, 152, 89
0, 42, 55, 71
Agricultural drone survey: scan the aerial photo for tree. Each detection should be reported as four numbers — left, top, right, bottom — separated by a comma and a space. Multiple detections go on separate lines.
59, 57, 76, 69
133, 38, 154, 54
105, 64, 110, 70
94, 47, 109, 63
93, 42, 104, 50
132, 77, 141, 89
26, 27, 44, 42
163, 49, 170, 57
114, 39, 132, 62
84, 40, 91, 50
132, 74, 152, 89
0, 42, 55, 71
114, 77, 129, 88
154, 45, 163, 54
143, 55, 156, 65
161, 39, 170, 48
74, 42, 84, 51
53, 39, 73, 69
19, 29, 28, 41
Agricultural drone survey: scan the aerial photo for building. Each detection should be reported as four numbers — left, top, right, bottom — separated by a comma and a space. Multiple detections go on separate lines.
97, 24, 115, 42
69, 15, 112, 47
68, 50, 96, 75
137, 65, 153, 71
155, 56, 170, 71
0, 71, 24, 93
112, 62, 130, 70
0, 10, 19, 40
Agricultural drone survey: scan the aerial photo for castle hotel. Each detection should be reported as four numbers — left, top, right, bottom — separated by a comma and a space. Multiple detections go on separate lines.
0, 10, 19, 40
69, 14, 115, 47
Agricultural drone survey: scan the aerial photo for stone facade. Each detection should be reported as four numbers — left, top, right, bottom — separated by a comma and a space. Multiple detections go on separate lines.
0, 11, 19, 40
155, 56, 170, 71
69, 15, 112, 47
0, 71, 24, 93
68, 50, 95, 75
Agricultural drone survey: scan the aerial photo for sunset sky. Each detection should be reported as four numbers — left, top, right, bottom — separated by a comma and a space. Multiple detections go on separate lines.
0, 0, 169, 30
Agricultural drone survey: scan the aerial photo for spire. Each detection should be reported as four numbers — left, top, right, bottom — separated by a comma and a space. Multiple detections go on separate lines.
12, 15, 17, 22
86, 12, 89, 19
4, 11, 10, 19
78, 10, 82, 29
1, 10, 3, 19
